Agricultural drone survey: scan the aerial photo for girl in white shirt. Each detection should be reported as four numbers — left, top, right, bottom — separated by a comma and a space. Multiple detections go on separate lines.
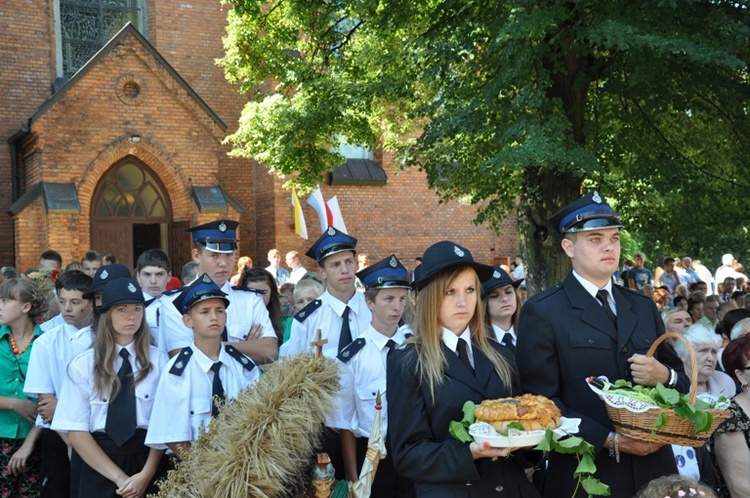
53, 278, 168, 498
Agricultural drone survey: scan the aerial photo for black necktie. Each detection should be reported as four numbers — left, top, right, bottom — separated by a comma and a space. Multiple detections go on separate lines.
596, 289, 617, 326
210, 362, 226, 418
339, 306, 352, 352
456, 338, 474, 375
385, 339, 397, 358
502, 332, 516, 355
105, 349, 137, 446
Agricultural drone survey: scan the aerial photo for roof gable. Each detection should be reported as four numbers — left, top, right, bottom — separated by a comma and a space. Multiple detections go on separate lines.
30, 23, 226, 131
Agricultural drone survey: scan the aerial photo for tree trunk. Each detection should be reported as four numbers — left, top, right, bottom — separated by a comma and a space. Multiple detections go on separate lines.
518, 169, 582, 295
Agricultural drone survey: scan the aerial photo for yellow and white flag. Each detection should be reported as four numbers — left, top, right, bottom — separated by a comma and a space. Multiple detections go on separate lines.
291, 186, 308, 240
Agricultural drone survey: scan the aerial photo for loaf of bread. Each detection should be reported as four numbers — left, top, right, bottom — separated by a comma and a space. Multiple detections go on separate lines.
474, 394, 562, 432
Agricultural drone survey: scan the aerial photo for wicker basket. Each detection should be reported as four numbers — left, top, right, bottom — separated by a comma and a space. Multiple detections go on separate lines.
589, 332, 730, 447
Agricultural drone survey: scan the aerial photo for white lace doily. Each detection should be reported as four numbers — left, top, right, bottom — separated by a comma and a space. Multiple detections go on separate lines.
586, 377, 660, 413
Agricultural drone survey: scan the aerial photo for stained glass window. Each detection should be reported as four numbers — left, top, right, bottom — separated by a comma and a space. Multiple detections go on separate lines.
93, 160, 168, 219
59, 0, 144, 75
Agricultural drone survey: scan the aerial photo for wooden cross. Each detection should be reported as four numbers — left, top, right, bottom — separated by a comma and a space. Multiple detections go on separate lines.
310, 328, 328, 357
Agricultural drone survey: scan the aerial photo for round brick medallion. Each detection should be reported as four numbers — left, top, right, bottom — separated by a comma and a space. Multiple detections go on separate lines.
116, 74, 144, 105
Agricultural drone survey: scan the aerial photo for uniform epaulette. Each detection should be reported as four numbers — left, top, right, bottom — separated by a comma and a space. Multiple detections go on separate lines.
294, 299, 322, 322
162, 287, 184, 297
404, 333, 413, 339
337, 338, 366, 363
144, 297, 156, 307
224, 345, 256, 373
231, 285, 264, 295
169, 347, 193, 376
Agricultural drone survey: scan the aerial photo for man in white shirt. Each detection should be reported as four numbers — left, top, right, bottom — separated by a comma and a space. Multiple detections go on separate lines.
285, 250, 307, 284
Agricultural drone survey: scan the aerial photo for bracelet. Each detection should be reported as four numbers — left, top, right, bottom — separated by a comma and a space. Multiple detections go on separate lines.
613, 432, 620, 463
608, 431, 616, 459
668, 368, 677, 388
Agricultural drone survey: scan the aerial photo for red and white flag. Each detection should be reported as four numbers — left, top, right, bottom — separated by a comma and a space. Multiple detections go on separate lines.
306, 185, 331, 233
326, 196, 348, 233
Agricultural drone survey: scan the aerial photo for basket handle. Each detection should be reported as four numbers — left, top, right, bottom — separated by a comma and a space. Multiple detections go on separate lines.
645, 331, 698, 405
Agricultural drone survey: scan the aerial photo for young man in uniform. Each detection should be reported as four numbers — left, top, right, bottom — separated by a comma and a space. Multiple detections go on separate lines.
280, 226, 372, 480
516, 191, 690, 498
146, 274, 259, 459
280, 227, 372, 358
160, 220, 277, 364
336, 255, 415, 497
24, 270, 94, 497
135, 249, 172, 351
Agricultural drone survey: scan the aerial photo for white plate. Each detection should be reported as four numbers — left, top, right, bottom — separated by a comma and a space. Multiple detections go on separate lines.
468, 417, 581, 448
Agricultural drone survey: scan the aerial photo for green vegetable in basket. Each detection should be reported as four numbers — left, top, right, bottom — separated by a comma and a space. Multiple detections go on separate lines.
602, 380, 725, 435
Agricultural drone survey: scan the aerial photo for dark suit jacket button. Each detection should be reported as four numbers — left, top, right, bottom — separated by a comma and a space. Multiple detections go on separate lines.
495, 485, 504, 492
465, 481, 473, 487
620, 347, 627, 354
588, 339, 594, 345
645, 339, 651, 344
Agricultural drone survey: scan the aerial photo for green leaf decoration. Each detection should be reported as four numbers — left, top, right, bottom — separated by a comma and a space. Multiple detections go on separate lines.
582, 475, 611, 496
655, 412, 668, 429
501, 421, 526, 435
462, 400, 476, 424
574, 452, 596, 477
449, 420, 473, 443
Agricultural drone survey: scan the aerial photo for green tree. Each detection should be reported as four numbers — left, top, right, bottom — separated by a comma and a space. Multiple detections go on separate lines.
220, 0, 750, 293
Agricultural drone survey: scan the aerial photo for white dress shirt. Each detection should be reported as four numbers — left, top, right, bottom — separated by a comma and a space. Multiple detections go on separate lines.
52, 342, 168, 433
336, 326, 409, 438
280, 290, 372, 358
24, 322, 94, 428
145, 344, 259, 447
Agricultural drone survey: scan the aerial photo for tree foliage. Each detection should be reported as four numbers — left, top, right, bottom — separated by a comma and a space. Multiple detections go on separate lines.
220, 0, 750, 291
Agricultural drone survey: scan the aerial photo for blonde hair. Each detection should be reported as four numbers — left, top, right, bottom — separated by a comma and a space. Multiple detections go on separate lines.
408, 267, 514, 401
92, 308, 154, 400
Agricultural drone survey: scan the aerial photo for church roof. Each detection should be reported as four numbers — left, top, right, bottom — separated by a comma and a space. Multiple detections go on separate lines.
29, 23, 226, 131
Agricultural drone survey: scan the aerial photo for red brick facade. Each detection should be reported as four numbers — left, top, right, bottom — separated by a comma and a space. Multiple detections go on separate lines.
0, 1, 518, 274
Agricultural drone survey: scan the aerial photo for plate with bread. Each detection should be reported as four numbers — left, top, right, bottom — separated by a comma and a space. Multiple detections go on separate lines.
466, 394, 580, 448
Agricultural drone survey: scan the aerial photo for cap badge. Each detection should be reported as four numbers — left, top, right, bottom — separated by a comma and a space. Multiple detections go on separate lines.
327, 226, 336, 236
202, 274, 212, 283
389, 256, 398, 268
218, 222, 227, 232
592, 191, 602, 204
454, 246, 465, 258
493, 270, 501, 279
128, 283, 136, 293
101, 269, 109, 279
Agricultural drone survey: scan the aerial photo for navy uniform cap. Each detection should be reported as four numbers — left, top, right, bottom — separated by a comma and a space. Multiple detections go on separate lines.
412, 241, 494, 292
84, 263, 132, 299
99, 278, 145, 313
305, 226, 357, 263
548, 190, 623, 237
481, 266, 521, 297
186, 219, 238, 254
356, 255, 410, 290
172, 273, 230, 315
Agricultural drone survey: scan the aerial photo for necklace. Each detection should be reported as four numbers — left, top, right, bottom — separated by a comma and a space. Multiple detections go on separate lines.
10, 332, 31, 355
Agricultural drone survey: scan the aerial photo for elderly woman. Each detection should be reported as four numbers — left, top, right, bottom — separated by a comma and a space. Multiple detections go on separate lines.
667, 324, 733, 485
673, 324, 736, 398
713, 333, 750, 497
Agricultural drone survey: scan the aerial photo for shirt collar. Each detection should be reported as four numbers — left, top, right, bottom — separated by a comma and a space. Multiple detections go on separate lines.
115, 340, 137, 360
0, 324, 44, 340
365, 325, 408, 351
322, 290, 365, 318
572, 270, 614, 301
442, 327, 472, 355
190, 343, 224, 374
491, 323, 515, 341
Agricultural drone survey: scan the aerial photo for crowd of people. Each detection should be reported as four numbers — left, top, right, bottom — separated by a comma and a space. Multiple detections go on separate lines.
1, 194, 749, 497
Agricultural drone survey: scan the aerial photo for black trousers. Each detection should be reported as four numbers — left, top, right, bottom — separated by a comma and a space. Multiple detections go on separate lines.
75, 430, 166, 498
355, 436, 415, 498
39, 429, 70, 498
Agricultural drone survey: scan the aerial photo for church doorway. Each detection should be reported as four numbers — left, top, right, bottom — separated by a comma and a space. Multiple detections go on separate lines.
91, 157, 171, 269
